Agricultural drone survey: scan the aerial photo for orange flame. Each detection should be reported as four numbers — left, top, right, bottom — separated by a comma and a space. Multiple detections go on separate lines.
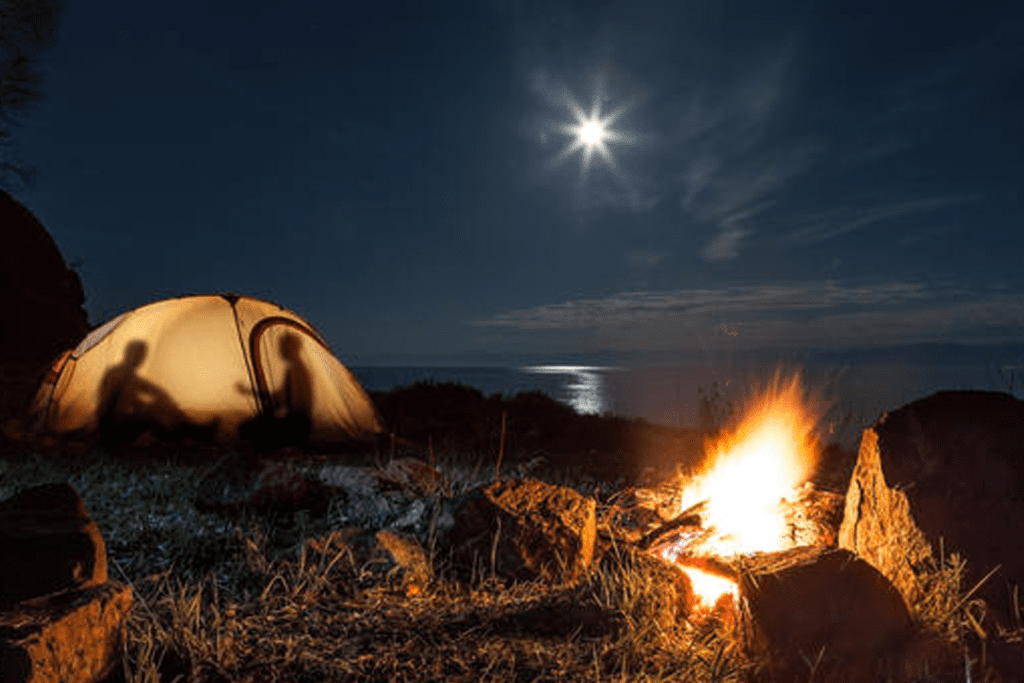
673, 372, 820, 608
676, 564, 738, 607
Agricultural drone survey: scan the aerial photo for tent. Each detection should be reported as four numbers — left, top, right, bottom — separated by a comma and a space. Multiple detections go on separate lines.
30, 293, 383, 447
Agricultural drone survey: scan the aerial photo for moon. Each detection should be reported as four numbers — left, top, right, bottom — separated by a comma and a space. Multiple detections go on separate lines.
552, 93, 633, 179
578, 120, 606, 145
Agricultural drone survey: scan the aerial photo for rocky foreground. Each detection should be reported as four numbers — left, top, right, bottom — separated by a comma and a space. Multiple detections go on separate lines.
2, 388, 1024, 682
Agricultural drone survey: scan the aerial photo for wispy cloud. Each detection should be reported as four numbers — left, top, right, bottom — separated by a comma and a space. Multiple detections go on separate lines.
784, 196, 974, 244
475, 281, 930, 329
472, 282, 1024, 351
672, 56, 824, 261
700, 223, 749, 261
628, 250, 670, 268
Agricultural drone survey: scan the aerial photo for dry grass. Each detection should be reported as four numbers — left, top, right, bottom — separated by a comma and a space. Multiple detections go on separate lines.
0, 445, 1017, 682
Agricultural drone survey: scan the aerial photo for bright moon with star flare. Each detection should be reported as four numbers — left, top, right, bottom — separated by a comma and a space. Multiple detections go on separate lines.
553, 92, 634, 179
578, 120, 605, 144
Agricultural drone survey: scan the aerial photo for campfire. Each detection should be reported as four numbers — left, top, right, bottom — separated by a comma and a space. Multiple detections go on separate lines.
650, 373, 823, 609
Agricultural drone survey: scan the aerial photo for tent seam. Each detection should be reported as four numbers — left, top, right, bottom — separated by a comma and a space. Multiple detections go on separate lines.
229, 296, 262, 415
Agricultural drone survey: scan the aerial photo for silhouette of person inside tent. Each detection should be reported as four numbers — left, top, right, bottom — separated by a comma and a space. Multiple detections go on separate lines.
96, 340, 188, 447
239, 331, 314, 450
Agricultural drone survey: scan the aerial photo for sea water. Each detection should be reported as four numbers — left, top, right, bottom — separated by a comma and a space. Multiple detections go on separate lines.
351, 362, 1022, 441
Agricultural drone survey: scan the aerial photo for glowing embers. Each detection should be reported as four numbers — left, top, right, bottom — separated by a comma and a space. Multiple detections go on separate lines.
658, 373, 823, 609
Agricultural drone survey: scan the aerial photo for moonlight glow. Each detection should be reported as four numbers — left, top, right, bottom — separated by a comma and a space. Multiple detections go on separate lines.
578, 120, 606, 145
553, 92, 634, 178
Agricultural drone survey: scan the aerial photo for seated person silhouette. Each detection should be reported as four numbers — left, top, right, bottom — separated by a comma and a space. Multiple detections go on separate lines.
96, 340, 188, 447
239, 332, 314, 450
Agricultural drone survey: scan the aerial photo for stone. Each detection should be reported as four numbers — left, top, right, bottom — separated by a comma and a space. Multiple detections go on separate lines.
738, 546, 913, 677
375, 457, 444, 497
839, 390, 1024, 610
195, 452, 342, 516
0, 580, 132, 683
303, 528, 431, 596
247, 462, 338, 516
444, 478, 596, 584
317, 463, 435, 533
0, 483, 107, 609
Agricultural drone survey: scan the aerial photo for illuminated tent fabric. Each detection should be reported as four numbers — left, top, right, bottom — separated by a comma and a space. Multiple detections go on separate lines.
30, 293, 383, 446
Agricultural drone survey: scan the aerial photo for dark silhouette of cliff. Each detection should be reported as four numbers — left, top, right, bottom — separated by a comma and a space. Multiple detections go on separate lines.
0, 189, 88, 420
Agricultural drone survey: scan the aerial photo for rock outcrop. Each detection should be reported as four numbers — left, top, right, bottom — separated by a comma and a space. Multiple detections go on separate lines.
444, 478, 596, 584
839, 390, 1024, 609
0, 190, 89, 420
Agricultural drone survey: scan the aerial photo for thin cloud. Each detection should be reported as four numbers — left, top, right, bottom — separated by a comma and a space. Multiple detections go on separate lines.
628, 250, 670, 267
672, 55, 824, 261
475, 281, 930, 330
784, 196, 974, 244
701, 223, 749, 261
472, 283, 1024, 352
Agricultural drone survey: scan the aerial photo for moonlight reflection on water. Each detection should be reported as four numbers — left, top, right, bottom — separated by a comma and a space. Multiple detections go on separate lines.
521, 365, 616, 415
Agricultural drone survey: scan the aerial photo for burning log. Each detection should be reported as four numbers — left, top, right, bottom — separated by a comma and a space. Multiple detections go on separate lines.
635, 499, 707, 551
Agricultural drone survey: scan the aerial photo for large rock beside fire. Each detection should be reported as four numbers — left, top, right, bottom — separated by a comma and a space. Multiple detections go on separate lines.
1, 581, 133, 683
0, 483, 108, 608
445, 478, 596, 584
740, 547, 912, 657
839, 390, 1024, 608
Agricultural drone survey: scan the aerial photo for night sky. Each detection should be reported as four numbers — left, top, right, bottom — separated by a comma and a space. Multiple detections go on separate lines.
14, 1, 1024, 369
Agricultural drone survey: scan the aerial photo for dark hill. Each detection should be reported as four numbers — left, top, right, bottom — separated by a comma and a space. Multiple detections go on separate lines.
0, 190, 89, 419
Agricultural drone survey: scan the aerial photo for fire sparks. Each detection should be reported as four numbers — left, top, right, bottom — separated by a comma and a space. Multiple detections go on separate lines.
670, 373, 821, 608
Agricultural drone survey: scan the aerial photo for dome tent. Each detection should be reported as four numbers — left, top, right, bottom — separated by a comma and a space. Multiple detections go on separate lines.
30, 293, 383, 447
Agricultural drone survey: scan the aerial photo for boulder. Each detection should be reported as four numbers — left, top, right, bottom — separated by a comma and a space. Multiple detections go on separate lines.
0, 580, 133, 683
317, 463, 437, 533
444, 478, 596, 584
740, 547, 912, 657
375, 457, 445, 497
195, 452, 342, 516
839, 391, 1024, 609
0, 483, 107, 608
302, 528, 431, 596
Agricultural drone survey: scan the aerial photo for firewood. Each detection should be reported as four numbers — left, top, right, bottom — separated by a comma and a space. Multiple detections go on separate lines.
636, 499, 708, 551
